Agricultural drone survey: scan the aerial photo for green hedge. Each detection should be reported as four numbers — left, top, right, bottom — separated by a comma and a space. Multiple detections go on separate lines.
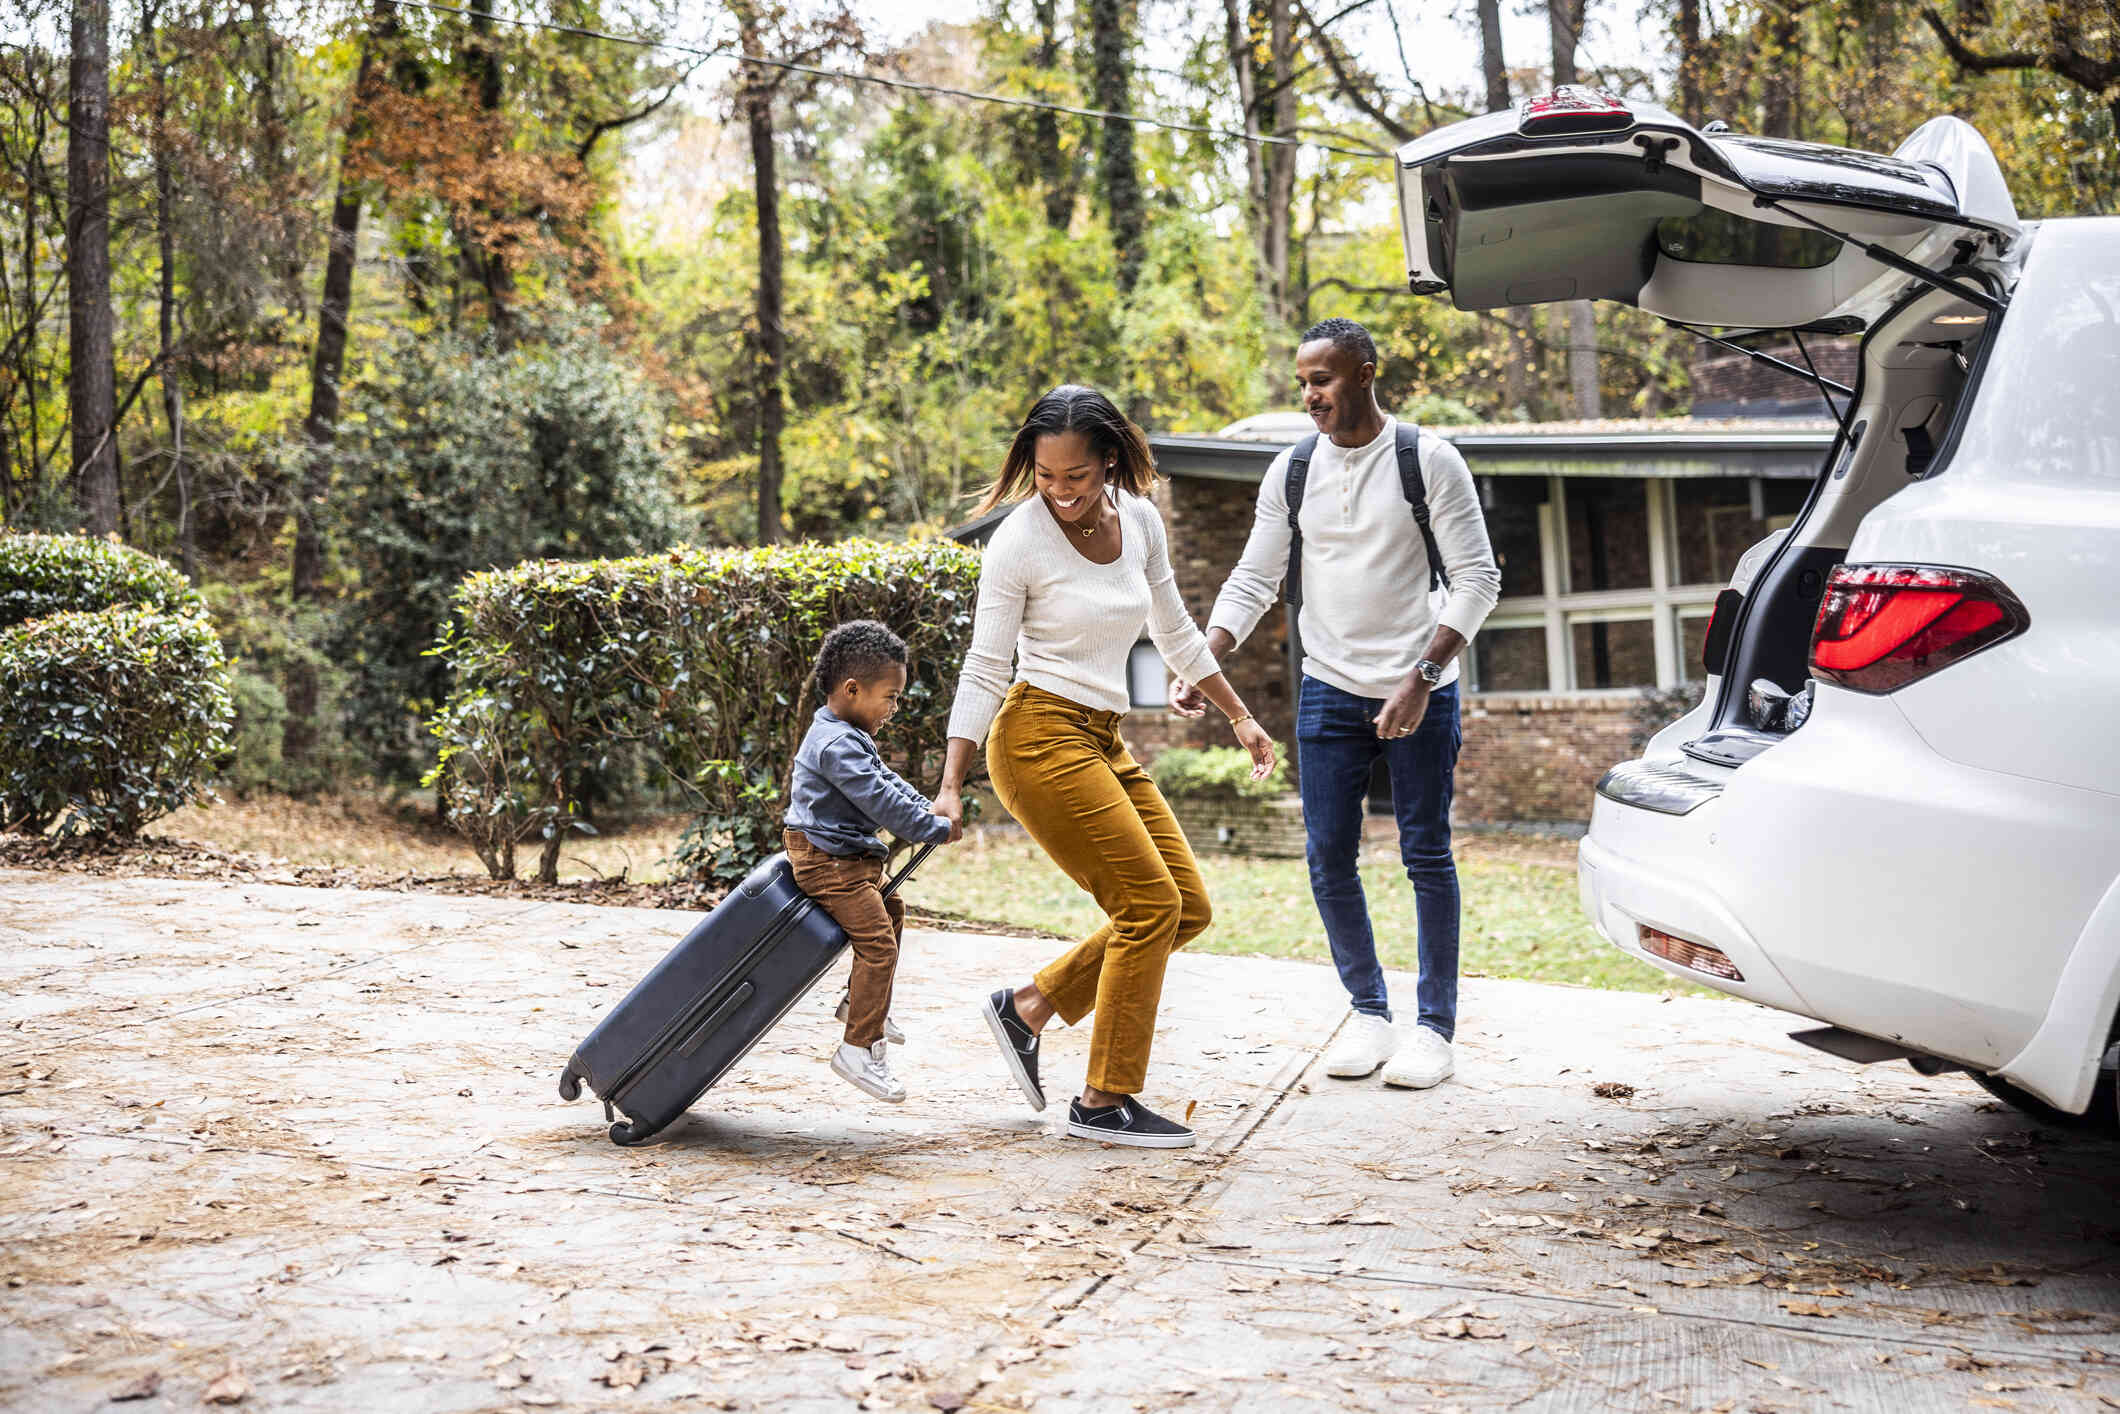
426, 539, 980, 885
0, 531, 204, 630
1147, 742, 1290, 801
0, 606, 235, 836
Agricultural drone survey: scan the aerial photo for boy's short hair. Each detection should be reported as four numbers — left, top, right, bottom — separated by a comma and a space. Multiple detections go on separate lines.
815, 619, 910, 699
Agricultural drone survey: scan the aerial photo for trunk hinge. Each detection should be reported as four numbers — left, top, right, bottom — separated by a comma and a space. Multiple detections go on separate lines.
1751, 195, 2008, 315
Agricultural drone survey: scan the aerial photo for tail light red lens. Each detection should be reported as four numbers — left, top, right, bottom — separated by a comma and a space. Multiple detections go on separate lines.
1809, 564, 2028, 694
1519, 86, 1634, 137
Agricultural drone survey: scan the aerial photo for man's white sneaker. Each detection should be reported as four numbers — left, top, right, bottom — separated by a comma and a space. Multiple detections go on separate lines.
831, 1041, 906, 1103
1382, 1026, 1454, 1089
836, 991, 905, 1046
1321, 1012, 1399, 1078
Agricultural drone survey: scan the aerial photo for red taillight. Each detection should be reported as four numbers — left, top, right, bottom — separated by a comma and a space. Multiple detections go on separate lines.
1519, 85, 1634, 137
1809, 564, 2027, 694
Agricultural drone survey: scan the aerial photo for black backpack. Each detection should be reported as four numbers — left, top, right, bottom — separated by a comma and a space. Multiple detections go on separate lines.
1282, 422, 1451, 608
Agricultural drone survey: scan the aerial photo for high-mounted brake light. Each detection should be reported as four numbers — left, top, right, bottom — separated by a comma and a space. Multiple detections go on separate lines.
1519, 85, 1634, 137
1809, 564, 2027, 694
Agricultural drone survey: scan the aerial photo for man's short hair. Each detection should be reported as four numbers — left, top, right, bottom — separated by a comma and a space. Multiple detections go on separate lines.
1300, 316, 1379, 369
815, 619, 909, 698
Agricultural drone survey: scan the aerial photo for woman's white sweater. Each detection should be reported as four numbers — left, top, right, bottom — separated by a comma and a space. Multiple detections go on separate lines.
946, 490, 1222, 745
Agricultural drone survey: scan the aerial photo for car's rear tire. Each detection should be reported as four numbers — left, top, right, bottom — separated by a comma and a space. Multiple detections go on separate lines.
1968, 1068, 2119, 1136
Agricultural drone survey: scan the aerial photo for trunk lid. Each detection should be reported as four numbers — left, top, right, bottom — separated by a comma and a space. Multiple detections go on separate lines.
1395, 92, 2019, 331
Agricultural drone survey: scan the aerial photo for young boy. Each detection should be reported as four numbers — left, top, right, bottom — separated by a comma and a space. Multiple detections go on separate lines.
785, 620, 959, 1103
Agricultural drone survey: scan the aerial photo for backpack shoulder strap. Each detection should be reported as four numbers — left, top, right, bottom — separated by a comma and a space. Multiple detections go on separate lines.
1394, 422, 1450, 592
1281, 435, 1319, 608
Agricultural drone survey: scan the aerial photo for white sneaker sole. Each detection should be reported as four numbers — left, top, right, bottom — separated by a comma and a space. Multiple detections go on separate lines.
1064, 1120, 1195, 1148
1323, 1055, 1390, 1079
1381, 1064, 1452, 1090
982, 995, 1046, 1112
830, 1052, 905, 1103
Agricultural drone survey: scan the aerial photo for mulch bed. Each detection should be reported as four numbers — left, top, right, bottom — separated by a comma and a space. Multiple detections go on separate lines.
0, 833, 1052, 937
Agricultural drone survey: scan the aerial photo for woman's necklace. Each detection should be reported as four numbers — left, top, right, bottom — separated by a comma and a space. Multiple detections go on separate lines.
1078, 498, 1103, 538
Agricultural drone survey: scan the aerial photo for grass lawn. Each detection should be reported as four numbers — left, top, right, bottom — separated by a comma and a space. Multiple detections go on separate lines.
904, 829, 1708, 997
151, 795, 1703, 997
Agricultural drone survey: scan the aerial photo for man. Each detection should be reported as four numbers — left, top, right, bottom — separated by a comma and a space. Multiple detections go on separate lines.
1172, 318, 1499, 1088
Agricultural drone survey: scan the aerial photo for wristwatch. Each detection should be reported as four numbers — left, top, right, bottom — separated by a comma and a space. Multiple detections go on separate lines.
1414, 658, 1446, 687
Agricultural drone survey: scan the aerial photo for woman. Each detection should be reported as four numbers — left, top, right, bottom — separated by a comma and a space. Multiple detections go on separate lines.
932, 386, 1274, 1149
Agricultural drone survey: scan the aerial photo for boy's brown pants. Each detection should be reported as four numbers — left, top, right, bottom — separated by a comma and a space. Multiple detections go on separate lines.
784, 830, 903, 1049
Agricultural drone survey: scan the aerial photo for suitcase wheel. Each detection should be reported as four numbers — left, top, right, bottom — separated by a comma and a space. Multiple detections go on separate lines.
558, 1063, 584, 1102
608, 1119, 653, 1147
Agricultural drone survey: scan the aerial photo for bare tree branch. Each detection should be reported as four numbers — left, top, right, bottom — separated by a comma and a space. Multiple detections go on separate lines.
1294, 0, 1416, 143
576, 60, 707, 161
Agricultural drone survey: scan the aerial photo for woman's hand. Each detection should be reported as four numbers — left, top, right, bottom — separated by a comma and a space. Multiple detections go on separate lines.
1232, 716, 1277, 781
933, 785, 964, 841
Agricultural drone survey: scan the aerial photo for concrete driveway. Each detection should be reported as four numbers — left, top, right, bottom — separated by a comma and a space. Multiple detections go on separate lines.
2, 869, 2114, 1412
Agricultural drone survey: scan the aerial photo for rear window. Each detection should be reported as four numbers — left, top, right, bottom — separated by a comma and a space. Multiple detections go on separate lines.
1656, 209, 1841, 268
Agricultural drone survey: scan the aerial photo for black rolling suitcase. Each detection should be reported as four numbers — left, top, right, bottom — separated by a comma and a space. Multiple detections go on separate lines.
559, 842, 935, 1146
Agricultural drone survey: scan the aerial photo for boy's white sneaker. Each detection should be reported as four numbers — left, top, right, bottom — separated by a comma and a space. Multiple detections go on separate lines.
832, 1041, 906, 1103
1322, 1012, 1399, 1078
836, 992, 905, 1045
1382, 1026, 1454, 1089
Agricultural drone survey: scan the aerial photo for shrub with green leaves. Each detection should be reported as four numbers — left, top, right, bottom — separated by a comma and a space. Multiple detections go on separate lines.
0, 531, 205, 630
0, 606, 235, 836
426, 538, 980, 886
1147, 742, 1291, 801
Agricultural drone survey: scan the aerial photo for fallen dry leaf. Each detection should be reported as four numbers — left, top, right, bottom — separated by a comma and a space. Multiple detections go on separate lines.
1592, 1082, 1637, 1100
1780, 1301, 1837, 1319
927, 1392, 968, 1412
203, 1362, 251, 1404
109, 1372, 162, 1402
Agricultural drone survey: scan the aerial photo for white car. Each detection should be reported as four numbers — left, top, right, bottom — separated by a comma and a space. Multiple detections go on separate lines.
1394, 91, 2120, 1129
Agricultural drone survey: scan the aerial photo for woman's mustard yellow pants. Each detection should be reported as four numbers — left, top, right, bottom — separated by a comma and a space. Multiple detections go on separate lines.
987, 683, 1213, 1095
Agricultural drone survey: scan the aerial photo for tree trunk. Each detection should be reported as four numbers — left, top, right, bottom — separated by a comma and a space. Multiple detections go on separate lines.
1221, 0, 1273, 317
67, 0, 118, 537
152, 41, 189, 578
1548, 0, 1601, 418
460, 0, 516, 342
1675, 0, 1705, 124
737, 3, 785, 545
1478, 0, 1509, 112
1263, 0, 1296, 325
1757, 5, 1802, 138
1033, 0, 1071, 230
1549, 0, 1578, 84
288, 0, 391, 769
1089, 0, 1143, 294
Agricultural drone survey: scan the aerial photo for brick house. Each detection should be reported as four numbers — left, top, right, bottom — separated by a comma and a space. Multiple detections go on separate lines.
950, 343, 1848, 829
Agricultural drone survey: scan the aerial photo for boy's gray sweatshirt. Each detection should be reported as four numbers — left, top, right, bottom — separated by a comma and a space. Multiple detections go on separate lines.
784, 706, 952, 858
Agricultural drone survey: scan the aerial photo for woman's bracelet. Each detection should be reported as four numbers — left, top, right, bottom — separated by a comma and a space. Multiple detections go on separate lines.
1226, 711, 1254, 729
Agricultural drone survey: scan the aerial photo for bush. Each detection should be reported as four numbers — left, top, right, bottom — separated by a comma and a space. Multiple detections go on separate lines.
334, 323, 692, 784
0, 606, 235, 836
0, 531, 204, 630
426, 538, 980, 885
1147, 742, 1291, 801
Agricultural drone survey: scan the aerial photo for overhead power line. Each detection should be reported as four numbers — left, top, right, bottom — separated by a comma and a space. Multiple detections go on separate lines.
375, 0, 1394, 161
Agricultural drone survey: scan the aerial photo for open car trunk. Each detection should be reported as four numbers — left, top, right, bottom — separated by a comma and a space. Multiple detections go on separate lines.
1394, 92, 2019, 332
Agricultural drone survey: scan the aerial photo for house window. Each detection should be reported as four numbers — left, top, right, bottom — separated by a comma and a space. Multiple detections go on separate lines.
1470, 623, 1549, 692
1482, 476, 1548, 599
1569, 615, 1658, 689
1127, 640, 1169, 707
1563, 477, 1652, 591
1671, 478, 1810, 586
1678, 606, 1716, 682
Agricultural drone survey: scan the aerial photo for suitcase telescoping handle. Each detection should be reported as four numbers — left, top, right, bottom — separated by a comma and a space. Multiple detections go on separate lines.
881, 841, 938, 898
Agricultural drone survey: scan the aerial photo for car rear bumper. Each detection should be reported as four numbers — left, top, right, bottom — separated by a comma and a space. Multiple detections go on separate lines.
1577, 805, 1817, 1018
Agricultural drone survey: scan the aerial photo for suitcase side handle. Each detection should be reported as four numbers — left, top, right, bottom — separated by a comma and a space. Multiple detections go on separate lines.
881, 841, 938, 898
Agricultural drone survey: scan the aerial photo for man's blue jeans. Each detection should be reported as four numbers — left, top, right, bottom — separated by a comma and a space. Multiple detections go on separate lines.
1296, 675, 1463, 1039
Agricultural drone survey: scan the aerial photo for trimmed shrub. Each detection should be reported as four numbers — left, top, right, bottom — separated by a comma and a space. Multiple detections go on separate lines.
426, 539, 980, 885
0, 531, 204, 630
1147, 742, 1290, 801
0, 607, 235, 836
